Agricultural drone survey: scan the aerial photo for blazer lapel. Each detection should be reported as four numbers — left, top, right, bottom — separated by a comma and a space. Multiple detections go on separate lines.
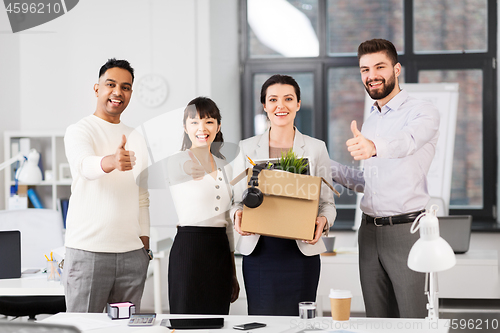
292, 128, 306, 158
255, 128, 270, 159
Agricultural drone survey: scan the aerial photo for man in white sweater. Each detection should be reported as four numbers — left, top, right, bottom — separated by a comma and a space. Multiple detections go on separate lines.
63, 59, 151, 313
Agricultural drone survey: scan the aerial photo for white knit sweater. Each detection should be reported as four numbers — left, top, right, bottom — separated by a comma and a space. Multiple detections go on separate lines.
64, 115, 150, 253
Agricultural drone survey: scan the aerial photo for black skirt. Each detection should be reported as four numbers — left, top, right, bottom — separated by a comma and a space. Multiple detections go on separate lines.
243, 235, 320, 316
168, 226, 232, 315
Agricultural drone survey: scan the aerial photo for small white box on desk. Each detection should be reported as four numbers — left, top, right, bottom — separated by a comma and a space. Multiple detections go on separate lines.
107, 302, 136, 320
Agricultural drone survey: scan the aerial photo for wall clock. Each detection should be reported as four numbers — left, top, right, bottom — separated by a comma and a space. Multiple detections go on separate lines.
136, 74, 168, 108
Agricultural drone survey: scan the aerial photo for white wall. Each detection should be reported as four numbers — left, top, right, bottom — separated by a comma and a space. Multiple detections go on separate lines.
0, 0, 240, 212
14, 0, 199, 130
0, 10, 21, 208
0, 1, 240, 312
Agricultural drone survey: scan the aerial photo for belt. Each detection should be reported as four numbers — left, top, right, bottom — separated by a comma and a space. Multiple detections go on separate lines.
363, 210, 425, 227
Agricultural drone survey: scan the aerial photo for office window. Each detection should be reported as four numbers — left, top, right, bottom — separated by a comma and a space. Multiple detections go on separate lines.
414, 0, 488, 53
247, 0, 320, 58
419, 70, 483, 208
240, 0, 497, 225
327, 0, 404, 55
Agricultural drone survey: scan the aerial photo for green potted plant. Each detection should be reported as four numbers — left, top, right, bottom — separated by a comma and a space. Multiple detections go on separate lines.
275, 149, 309, 175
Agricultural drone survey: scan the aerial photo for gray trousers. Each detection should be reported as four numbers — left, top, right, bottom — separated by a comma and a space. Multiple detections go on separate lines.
63, 247, 149, 313
358, 216, 427, 318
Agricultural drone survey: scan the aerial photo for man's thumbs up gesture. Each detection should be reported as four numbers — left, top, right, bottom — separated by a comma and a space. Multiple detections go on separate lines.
346, 120, 377, 160
114, 135, 136, 171
102, 135, 136, 173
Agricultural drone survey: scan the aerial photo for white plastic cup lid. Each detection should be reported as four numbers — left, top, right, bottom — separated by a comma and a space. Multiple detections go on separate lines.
329, 289, 352, 299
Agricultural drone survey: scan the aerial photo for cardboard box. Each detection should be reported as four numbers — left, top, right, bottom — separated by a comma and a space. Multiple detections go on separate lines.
232, 168, 335, 241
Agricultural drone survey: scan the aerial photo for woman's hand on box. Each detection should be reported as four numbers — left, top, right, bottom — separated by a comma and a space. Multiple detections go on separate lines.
304, 216, 327, 245
234, 210, 254, 236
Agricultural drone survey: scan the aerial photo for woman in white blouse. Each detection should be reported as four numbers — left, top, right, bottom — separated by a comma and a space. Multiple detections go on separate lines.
167, 97, 239, 314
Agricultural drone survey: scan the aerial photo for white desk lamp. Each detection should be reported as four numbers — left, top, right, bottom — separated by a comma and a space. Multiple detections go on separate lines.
0, 149, 43, 184
407, 204, 456, 320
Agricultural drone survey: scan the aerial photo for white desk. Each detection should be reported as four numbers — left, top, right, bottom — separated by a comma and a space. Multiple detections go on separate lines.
0, 271, 64, 296
0, 257, 166, 314
41, 313, 450, 333
318, 250, 363, 314
438, 250, 499, 298
317, 249, 499, 314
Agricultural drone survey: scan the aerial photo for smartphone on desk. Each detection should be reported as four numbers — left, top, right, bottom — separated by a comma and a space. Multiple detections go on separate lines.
160, 317, 224, 329
233, 322, 267, 330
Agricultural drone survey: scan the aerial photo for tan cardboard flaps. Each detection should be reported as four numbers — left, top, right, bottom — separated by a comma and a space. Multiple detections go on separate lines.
257, 170, 320, 200
230, 168, 339, 197
230, 169, 249, 187
232, 168, 338, 241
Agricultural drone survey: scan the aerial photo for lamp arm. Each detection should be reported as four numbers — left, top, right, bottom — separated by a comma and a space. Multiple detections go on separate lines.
0, 153, 25, 172
425, 272, 439, 320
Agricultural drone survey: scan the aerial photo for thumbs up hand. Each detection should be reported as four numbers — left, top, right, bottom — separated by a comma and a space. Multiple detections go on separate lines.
113, 135, 136, 171
118, 134, 127, 149
346, 120, 377, 160
183, 151, 205, 180
350, 120, 362, 137
100, 135, 136, 173
183, 161, 205, 180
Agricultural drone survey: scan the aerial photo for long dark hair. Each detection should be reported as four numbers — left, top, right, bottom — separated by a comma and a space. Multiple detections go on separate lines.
181, 97, 224, 159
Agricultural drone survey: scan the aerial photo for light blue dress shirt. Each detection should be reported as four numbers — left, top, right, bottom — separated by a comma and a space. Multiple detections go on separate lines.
331, 89, 440, 217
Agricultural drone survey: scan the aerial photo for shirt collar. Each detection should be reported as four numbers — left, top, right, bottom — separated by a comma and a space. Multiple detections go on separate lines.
370, 89, 409, 115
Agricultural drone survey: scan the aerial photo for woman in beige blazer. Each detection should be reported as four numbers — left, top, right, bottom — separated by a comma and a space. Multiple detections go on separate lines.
231, 74, 336, 316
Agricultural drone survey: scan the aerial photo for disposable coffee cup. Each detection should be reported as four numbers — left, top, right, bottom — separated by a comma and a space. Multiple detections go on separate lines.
329, 289, 352, 321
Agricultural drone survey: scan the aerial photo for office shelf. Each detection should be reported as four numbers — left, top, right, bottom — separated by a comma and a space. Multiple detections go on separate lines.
3, 131, 70, 210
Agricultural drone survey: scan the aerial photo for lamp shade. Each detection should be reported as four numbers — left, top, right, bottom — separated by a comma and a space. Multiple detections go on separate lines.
407, 207, 456, 273
408, 237, 456, 272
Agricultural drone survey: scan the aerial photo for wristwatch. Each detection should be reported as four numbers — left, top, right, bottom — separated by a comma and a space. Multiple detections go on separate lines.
146, 249, 154, 260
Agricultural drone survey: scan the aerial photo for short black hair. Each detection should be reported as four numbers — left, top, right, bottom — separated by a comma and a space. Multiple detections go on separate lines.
357, 39, 398, 66
98, 58, 135, 82
260, 74, 301, 104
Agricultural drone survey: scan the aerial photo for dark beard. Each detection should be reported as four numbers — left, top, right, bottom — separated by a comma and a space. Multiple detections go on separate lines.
365, 76, 396, 100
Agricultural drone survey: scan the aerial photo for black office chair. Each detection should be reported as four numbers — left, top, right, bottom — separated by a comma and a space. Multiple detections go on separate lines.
0, 296, 66, 320
0, 320, 80, 332
0, 209, 67, 320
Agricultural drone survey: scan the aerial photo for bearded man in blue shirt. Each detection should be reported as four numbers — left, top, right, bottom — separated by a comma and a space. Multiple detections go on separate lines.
331, 39, 440, 318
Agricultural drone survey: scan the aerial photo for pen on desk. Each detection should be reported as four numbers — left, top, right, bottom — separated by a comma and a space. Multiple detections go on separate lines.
246, 155, 256, 166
